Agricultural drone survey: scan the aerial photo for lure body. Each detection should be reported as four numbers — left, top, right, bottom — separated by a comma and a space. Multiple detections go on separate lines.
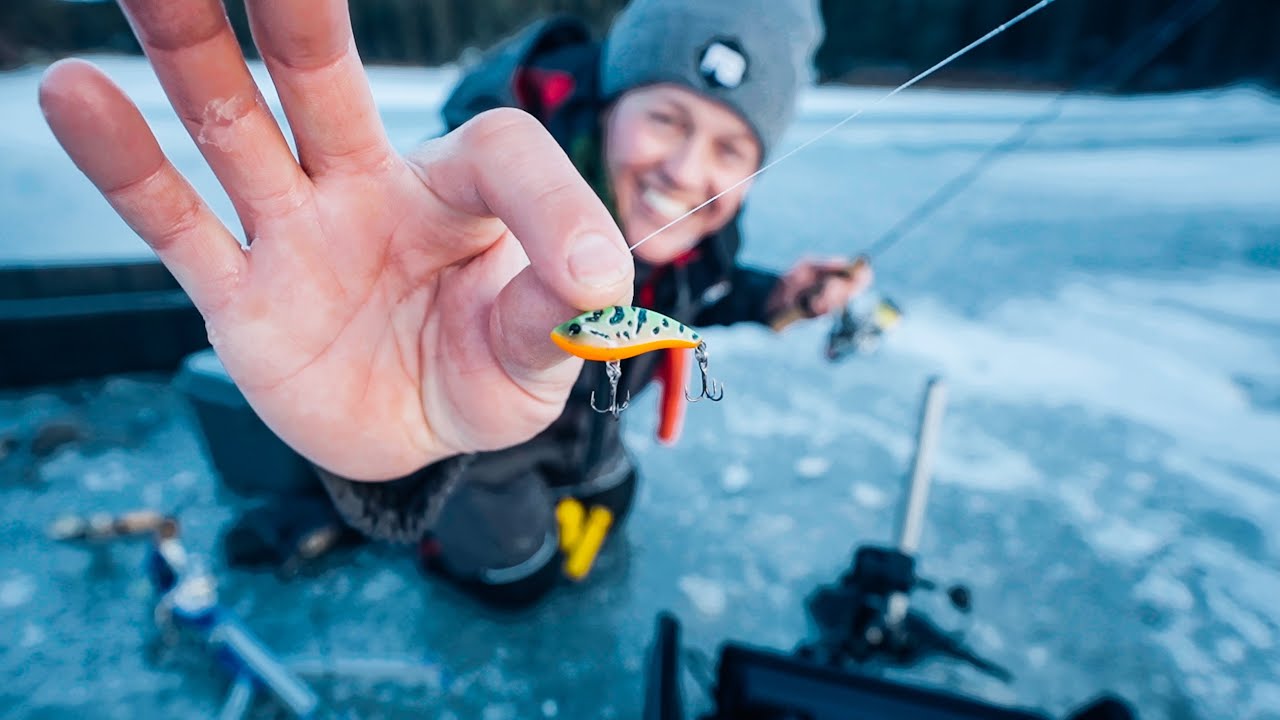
551, 306, 701, 362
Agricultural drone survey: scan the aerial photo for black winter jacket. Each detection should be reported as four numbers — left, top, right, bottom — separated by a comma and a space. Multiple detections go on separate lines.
318, 16, 781, 541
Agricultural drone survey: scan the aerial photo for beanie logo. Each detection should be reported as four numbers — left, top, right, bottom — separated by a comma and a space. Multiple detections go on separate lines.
699, 38, 747, 90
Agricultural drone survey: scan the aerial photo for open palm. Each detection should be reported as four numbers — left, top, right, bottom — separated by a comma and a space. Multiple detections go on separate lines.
38, 0, 633, 481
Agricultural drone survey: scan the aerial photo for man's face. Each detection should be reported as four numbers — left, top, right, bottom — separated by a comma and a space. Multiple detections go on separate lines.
603, 84, 762, 263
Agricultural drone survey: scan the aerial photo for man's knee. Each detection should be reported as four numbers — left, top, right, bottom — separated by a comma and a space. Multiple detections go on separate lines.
421, 474, 564, 609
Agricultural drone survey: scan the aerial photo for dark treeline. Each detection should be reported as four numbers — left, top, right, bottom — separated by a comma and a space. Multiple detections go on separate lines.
2, 0, 1276, 91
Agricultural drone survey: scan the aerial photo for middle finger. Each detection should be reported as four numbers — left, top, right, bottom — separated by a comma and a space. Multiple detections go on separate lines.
245, 0, 394, 177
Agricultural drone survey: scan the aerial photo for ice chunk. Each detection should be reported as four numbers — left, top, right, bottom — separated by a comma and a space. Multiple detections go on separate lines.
679, 575, 727, 618
720, 463, 750, 493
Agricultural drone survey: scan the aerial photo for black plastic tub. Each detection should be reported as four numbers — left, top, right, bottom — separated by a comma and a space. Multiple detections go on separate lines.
173, 348, 317, 497
0, 259, 209, 389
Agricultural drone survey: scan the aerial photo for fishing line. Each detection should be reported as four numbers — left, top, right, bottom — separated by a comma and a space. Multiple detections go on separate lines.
626, 0, 1063, 254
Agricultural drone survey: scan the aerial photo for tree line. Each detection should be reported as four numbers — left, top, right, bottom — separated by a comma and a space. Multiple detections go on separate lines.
3, 0, 1276, 91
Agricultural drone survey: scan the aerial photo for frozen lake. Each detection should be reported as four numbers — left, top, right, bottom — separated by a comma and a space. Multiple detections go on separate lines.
2, 55, 1279, 719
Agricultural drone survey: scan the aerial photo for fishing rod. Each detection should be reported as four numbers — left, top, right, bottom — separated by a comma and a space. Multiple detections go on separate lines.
769, 0, 1223, 355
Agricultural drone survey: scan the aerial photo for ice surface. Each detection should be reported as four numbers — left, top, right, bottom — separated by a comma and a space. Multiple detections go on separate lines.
2, 55, 1279, 719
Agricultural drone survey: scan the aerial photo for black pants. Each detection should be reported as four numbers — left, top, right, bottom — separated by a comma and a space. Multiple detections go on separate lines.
220, 402, 638, 607
421, 446, 638, 608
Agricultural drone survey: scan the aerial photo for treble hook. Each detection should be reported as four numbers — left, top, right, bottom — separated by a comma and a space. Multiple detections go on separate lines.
591, 359, 631, 419
685, 341, 725, 403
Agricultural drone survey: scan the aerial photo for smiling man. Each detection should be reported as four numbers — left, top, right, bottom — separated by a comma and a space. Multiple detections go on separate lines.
293, 0, 876, 606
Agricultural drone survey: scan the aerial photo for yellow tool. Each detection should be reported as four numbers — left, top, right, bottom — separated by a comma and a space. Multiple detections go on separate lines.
556, 498, 614, 582
556, 497, 585, 552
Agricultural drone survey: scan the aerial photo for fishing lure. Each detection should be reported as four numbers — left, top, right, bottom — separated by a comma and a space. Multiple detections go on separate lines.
550, 306, 723, 418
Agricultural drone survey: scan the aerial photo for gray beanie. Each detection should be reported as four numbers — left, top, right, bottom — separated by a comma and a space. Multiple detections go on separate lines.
600, 0, 822, 159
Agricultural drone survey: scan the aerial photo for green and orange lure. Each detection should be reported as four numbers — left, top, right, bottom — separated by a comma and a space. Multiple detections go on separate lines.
551, 306, 723, 418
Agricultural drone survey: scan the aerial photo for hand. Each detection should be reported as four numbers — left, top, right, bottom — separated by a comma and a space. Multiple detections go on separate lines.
768, 256, 874, 321
38, 0, 633, 481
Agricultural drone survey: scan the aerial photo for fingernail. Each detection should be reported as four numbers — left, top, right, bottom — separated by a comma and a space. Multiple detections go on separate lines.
568, 233, 630, 288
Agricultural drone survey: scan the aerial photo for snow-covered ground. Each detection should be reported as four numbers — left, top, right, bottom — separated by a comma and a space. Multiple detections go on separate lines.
2, 56, 1278, 719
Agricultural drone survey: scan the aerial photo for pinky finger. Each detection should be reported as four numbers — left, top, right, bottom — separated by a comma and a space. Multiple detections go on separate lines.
38, 59, 246, 316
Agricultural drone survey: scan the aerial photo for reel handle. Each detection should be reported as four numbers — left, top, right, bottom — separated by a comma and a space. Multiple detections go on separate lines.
769, 256, 870, 332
